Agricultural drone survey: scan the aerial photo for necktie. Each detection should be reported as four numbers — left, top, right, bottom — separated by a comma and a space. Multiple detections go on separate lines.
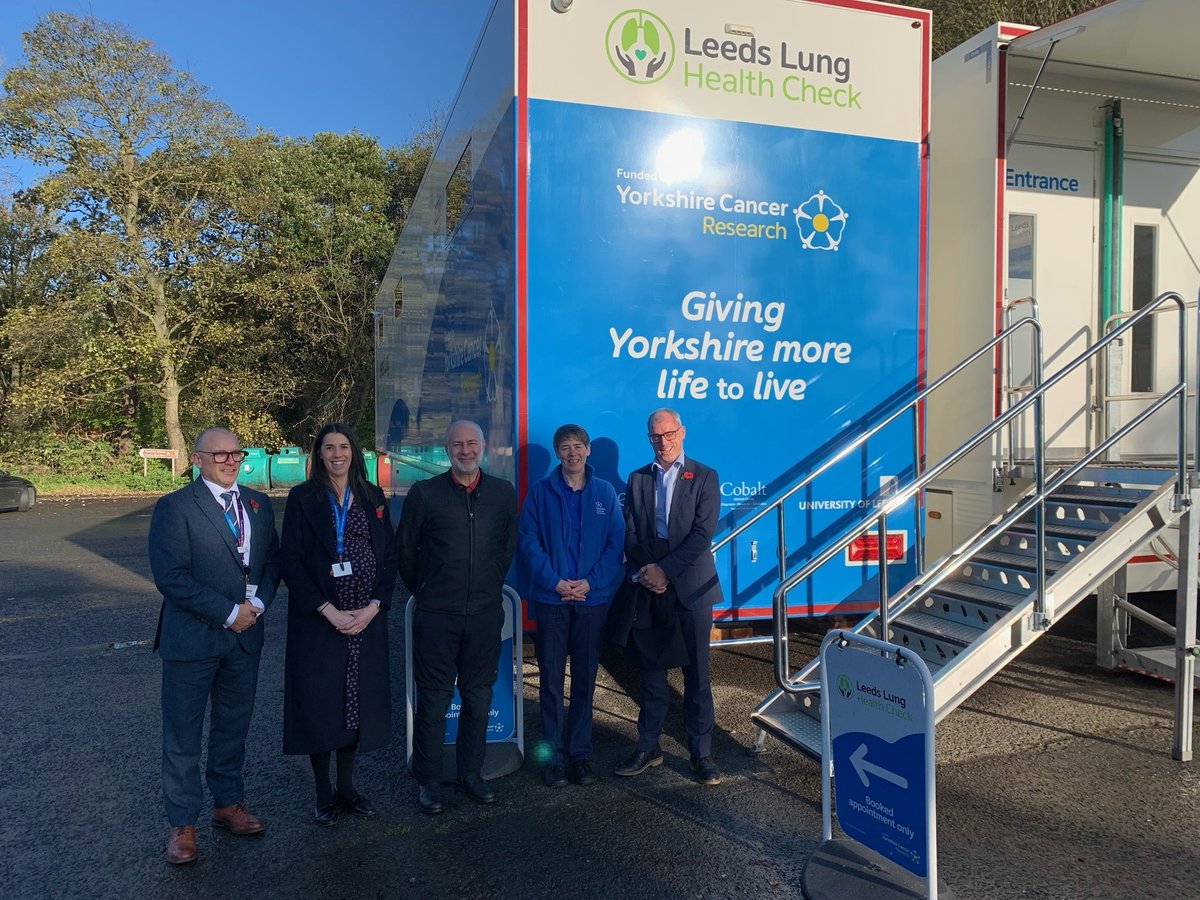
220, 491, 242, 545
655, 466, 668, 539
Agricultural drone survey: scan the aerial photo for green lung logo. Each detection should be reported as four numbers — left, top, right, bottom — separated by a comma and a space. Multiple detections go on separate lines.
606, 9, 674, 84
837, 675, 854, 699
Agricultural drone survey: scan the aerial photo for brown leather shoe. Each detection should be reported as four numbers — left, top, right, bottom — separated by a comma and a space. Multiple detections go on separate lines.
211, 801, 266, 835
165, 825, 197, 864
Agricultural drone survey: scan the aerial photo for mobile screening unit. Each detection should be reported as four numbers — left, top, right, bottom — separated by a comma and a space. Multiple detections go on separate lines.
927, 0, 1200, 586
922, 0, 1200, 694
750, 1, 1194, 769
374, 0, 931, 629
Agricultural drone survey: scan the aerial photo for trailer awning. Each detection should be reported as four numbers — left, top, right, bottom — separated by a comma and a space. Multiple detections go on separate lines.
1007, 0, 1200, 85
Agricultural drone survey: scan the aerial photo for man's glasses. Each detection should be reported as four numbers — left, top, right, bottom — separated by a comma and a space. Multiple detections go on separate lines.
648, 429, 681, 444
195, 450, 247, 464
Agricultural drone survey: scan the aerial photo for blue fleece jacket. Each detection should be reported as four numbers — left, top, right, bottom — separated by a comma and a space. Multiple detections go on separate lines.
518, 465, 625, 606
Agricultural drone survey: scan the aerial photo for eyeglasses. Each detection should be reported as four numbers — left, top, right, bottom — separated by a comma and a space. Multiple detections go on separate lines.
648, 429, 681, 444
195, 450, 247, 464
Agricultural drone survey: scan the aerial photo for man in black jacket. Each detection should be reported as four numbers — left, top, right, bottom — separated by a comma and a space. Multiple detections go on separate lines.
397, 420, 517, 814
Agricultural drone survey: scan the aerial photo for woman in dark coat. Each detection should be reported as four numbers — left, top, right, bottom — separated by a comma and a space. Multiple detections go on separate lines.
280, 423, 396, 825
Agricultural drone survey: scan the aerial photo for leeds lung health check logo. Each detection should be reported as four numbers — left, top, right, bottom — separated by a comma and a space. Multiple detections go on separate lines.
838, 675, 854, 700
606, 9, 675, 84
795, 190, 848, 251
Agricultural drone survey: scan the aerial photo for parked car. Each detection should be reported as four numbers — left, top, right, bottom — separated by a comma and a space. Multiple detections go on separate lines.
0, 470, 36, 512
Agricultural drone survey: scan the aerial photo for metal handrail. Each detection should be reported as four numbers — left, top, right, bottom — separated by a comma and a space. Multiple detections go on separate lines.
769, 291, 1188, 695
710, 316, 1044, 588
1097, 298, 1199, 461
1003, 295, 1040, 474
773, 391, 1187, 695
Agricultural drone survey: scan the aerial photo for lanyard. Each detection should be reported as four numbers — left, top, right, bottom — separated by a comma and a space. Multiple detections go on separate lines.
329, 485, 351, 558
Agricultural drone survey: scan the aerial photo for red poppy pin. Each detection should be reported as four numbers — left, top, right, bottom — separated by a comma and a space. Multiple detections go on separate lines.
682, 471, 694, 480
248, 498, 261, 511
375, 505, 385, 520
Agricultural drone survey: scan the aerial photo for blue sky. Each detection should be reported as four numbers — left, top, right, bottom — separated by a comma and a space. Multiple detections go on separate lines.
1, 0, 495, 190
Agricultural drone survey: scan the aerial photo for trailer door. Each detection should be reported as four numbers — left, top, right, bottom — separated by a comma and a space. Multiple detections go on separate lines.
1108, 157, 1200, 459
1004, 143, 1098, 461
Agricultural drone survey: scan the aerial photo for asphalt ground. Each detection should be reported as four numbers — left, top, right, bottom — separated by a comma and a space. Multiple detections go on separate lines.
1, 497, 1197, 899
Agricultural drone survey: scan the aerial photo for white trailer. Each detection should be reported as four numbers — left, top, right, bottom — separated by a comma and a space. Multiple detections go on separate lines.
751, 2, 1196, 768
925, 0, 1200, 597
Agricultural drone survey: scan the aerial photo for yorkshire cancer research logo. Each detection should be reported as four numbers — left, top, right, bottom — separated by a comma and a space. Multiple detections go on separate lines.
837, 674, 854, 700
606, 9, 675, 84
795, 190, 849, 251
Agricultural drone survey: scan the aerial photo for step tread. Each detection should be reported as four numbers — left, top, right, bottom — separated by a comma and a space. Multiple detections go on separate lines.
930, 580, 1028, 608
970, 550, 1060, 572
751, 706, 823, 758
892, 610, 985, 645
1048, 489, 1144, 507
1009, 521, 1105, 538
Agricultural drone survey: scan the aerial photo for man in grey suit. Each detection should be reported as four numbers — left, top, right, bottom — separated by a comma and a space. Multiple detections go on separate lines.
614, 409, 723, 786
148, 427, 280, 864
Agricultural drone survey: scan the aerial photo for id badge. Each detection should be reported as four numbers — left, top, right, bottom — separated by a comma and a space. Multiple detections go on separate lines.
245, 583, 258, 601
331, 562, 353, 578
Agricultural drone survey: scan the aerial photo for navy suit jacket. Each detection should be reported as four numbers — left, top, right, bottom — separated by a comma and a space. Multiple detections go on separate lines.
149, 479, 281, 661
623, 457, 723, 610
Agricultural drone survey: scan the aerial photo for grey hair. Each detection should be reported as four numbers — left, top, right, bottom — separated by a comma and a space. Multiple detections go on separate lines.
646, 408, 682, 431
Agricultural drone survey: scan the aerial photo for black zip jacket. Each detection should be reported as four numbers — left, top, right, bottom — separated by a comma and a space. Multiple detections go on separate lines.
396, 470, 517, 614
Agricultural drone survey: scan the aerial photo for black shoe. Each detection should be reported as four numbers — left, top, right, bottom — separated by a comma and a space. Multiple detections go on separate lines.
417, 783, 443, 815
458, 773, 495, 804
335, 790, 377, 817
312, 802, 339, 827
614, 746, 662, 777
543, 764, 567, 788
568, 758, 597, 786
691, 755, 721, 786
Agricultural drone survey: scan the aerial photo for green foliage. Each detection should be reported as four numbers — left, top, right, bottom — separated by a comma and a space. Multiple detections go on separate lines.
0, 12, 250, 458
0, 13, 434, 462
0, 435, 186, 491
891, 0, 1110, 57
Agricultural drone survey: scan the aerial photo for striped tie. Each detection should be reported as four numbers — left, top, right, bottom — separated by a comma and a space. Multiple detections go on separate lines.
220, 491, 242, 546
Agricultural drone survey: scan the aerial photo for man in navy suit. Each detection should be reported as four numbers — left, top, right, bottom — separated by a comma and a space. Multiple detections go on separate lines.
148, 427, 280, 864
614, 409, 723, 786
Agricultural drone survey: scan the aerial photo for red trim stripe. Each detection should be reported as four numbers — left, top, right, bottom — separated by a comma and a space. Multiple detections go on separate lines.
714, 601, 880, 622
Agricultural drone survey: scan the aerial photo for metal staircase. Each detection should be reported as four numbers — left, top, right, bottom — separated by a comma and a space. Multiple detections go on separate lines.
723, 291, 1198, 763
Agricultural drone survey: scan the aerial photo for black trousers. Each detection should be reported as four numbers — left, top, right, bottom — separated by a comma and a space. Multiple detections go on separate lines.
411, 606, 503, 785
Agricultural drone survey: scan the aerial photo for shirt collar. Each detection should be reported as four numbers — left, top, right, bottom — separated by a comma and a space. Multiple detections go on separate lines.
200, 476, 239, 503
455, 469, 483, 493
653, 453, 685, 475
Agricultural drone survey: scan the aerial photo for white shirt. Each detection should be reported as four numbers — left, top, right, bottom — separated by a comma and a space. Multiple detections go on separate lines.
199, 477, 263, 628
652, 452, 686, 535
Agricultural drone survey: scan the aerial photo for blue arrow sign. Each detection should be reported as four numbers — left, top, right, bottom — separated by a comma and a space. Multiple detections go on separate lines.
822, 636, 934, 879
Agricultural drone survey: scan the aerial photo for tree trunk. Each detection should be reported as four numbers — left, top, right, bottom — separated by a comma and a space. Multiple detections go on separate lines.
162, 359, 186, 462
147, 275, 188, 462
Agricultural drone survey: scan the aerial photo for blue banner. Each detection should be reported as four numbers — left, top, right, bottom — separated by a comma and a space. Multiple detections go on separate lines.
525, 100, 922, 617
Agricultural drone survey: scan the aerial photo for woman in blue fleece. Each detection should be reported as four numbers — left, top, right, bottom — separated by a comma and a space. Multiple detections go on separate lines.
519, 424, 625, 787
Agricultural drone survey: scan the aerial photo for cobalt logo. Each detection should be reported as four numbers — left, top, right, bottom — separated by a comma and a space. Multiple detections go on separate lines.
721, 480, 767, 499
795, 190, 848, 251
606, 9, 675, 84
